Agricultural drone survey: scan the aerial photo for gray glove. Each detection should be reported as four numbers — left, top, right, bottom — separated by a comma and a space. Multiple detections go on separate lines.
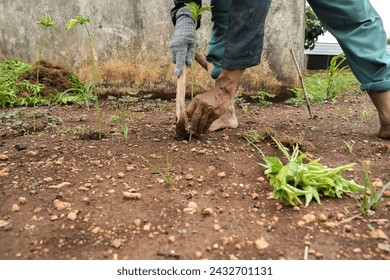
169, 7, 198, 77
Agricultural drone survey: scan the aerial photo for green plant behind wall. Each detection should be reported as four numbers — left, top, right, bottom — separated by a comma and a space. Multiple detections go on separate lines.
305, 6, 326, 50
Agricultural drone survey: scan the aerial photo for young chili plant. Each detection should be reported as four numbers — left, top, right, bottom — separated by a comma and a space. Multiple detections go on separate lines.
35, 12, 57, 131
66, 16, 102, 140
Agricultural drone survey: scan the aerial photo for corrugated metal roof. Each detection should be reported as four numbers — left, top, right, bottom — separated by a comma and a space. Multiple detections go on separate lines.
305, 42, 390, 56
304, 42, 343, 55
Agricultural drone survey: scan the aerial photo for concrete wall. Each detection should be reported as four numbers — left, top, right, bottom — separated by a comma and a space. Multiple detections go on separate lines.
0, 0, 305, 96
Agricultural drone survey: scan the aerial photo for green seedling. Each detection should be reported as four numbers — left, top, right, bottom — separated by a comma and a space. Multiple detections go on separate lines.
142, 156, 174, 186
185, 2, 212, 100
251, 91, 275, 106
362, 109, 373, 117
185, 2, 212, 142
343, 140, 354, 154
235, 95, 249, 113
357, 163, 390, 215
120, 124, 129, 144
326, 54, 350, 101
66, 16, 102, 140
248, 136, 364, 207
35, 12, 57, 131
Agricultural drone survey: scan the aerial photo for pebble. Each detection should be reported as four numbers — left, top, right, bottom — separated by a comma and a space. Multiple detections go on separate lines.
336, 213, 345, 221
168, 236, 175, 243
0, 154, 9, 160
117, 172, 125, 178
0, 220, 9, 228
217, 172, 226, 178
378, 243, 390, 253
143, 224, 151, 231
126, 164, 136, 171
18, 197, 27, 204
352, 248, 362, 253
201, 207, 214, 216
301, 213, 316, 224
53, 199, 72, 210
0, 167, 10, 177
11, 204, 20, 212
183, 202, 199, 214
213, 224, 221, 231
255, 237, 269, 250
48, 182, 71, 189
67, 212, 78, 221
133, 219, 142, 227
194, 251, 203, 259
369, 229, 389, 240
111, 239, 122, 249
91, 227, 101, 234
123, 192, 142, 200
319, 213, 327, 222
50, 215, 59, 221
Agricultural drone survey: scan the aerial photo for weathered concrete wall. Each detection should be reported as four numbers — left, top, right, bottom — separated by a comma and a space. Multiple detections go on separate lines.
0, 0, 305, 96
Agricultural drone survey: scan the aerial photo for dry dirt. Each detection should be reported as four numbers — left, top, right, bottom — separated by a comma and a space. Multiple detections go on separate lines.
0, 87, 389, 260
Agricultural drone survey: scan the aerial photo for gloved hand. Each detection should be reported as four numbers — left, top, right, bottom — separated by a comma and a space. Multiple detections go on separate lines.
169, 7, 198, 77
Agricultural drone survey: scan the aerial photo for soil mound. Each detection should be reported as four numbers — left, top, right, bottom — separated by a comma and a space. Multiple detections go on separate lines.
18, 60, 76, 98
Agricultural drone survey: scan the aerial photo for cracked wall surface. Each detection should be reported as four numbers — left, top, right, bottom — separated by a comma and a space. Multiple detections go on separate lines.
0, 0, 305, 96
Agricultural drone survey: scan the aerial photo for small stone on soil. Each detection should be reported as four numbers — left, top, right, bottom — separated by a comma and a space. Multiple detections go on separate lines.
111, 239, 122, 249
369, 229, 389, 240
11, 204, 20, 212
133, 219, 142, 227
255, 237, 269, 250
67, 212, 78, 221
123, 192, 142, 200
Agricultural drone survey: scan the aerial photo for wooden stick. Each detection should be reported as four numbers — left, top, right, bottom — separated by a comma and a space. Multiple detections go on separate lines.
195, 53, 208, 72
290, 49, 313, 119
175, 68, 189, 140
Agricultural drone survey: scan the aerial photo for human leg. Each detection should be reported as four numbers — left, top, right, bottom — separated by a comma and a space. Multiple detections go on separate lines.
307, 0, 390, 139
207, 0, 272, 132
207, 0, 232, 79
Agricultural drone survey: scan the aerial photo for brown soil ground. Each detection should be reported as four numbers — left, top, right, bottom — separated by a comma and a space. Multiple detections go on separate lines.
0, 79, 389, 260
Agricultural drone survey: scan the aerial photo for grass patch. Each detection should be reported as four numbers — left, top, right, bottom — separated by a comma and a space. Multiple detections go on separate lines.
286, 70, 360, 105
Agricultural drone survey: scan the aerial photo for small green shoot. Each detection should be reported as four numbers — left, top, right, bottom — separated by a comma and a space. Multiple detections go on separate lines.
362, 110, 373, 118
142, 156, 174, 186
343, 140, 354, 154
357, 163, 390, 215
120, 124, 129, 144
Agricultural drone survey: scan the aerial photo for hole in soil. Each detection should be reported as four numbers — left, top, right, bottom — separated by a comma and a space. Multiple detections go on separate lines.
79, 132, 106, 141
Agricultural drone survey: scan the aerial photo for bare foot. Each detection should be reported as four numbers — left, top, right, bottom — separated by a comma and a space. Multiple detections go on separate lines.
208, 99, 238, 131
378, 124, 390, 139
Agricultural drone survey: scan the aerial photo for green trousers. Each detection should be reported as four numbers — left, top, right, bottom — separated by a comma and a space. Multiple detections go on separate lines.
308, 0, 390, 92
208, 0, 390, 92
206, 0, 231, 79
